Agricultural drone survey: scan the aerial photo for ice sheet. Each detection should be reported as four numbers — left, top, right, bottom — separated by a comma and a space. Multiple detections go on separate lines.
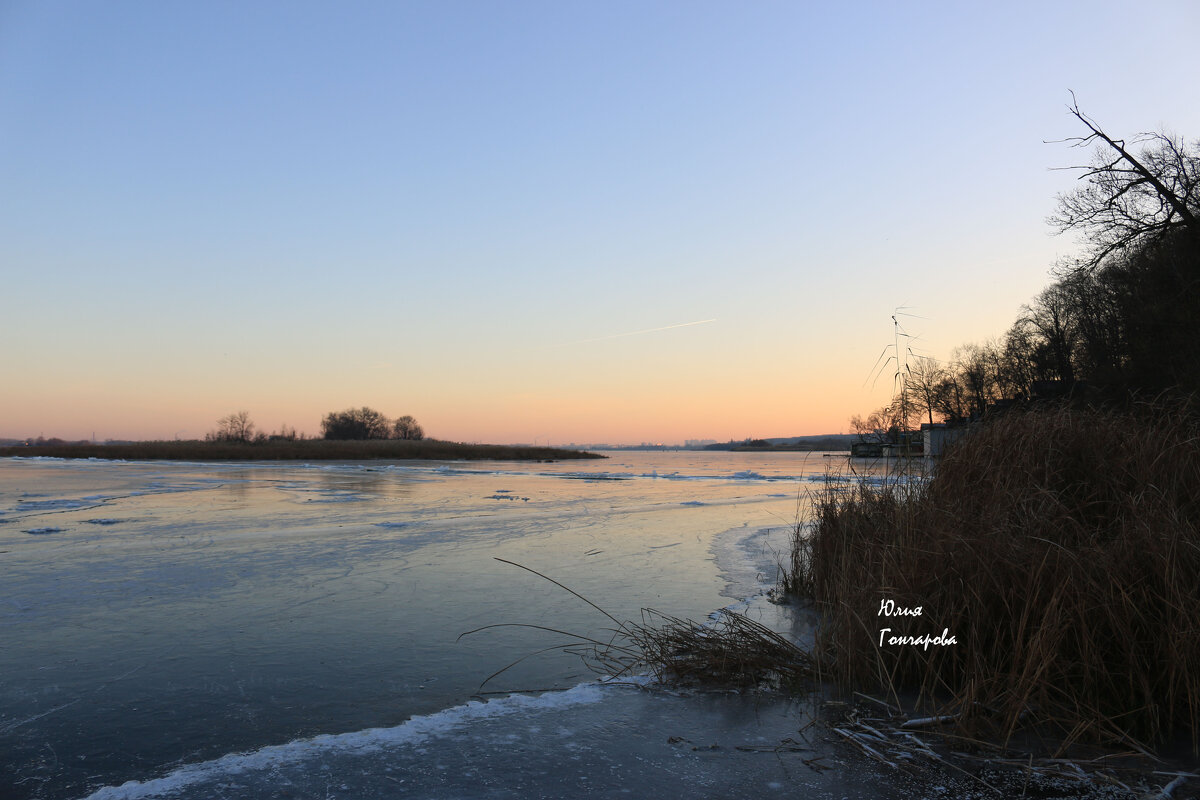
0, 452, 896, 799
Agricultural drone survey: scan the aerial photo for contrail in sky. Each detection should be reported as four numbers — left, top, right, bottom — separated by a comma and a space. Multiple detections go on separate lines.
554, 318, 718, 347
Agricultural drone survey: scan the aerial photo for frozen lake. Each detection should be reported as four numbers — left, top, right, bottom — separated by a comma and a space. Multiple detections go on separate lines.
1, 451, 901, 799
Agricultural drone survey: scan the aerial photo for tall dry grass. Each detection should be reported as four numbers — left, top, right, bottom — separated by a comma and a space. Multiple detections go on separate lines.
795, 403, 1200, 750
625, 609, 817, 689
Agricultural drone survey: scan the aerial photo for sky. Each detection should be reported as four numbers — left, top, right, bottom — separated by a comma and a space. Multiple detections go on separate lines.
2, 1, 1199, 444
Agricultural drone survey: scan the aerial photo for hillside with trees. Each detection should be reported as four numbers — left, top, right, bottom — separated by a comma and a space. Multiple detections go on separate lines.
789, 102, 1200, 764
856, 99, 1198, 439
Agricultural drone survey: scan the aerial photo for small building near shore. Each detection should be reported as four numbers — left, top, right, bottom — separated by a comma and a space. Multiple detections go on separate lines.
921, 422, 968, 457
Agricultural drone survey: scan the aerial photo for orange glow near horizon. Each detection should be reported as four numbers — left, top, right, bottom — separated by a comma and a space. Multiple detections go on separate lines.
5, 5, 1198, 446
2, 342, 892, 444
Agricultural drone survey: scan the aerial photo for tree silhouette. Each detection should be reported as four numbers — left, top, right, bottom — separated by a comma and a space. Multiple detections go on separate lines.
321, 407, 392, 440
392, 415, 424, 440
209, 411, 255, 443
1051, 93, 1200, 271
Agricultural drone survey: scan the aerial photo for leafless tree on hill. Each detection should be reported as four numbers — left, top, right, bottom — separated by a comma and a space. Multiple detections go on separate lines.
1050, 92, 1200, 271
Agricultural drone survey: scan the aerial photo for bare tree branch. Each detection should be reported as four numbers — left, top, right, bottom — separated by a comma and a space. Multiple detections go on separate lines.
1049, 92, 1200, 271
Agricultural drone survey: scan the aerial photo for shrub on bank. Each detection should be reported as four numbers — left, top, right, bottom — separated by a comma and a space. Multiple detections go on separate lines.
794, 403, 1200, 749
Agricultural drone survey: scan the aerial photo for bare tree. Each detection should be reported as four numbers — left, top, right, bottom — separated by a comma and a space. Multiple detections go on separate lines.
392, 415, 424, 440
1001, 323, 1041, 400
904, 357, 947, 426
270, 424, 298, 441
951, 344, 1003, 419
1058, 267, 1125, 384
1050, 93, 1200, 270
1017, 284, 1080, 384
850, 398, 916, 444
933, 373, 971, 424
210, 410, 255, 443
850, 408, 894, 445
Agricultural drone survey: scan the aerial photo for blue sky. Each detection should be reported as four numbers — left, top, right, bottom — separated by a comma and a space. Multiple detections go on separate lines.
3, 1, 1198, 442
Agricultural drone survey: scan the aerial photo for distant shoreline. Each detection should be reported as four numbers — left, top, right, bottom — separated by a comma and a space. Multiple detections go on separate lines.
725, 444, 849, 452
0, 439, 605, 462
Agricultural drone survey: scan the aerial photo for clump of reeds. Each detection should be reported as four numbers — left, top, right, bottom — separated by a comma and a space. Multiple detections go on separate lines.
625, 609, 816, 689
463, 560, 817, 692
796, 402, 1200, 751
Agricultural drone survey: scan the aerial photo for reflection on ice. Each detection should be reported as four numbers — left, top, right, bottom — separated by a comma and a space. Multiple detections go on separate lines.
0, 451, 894, 800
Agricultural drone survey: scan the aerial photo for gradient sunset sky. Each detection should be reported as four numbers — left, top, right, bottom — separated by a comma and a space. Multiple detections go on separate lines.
3, 1, 1198, 444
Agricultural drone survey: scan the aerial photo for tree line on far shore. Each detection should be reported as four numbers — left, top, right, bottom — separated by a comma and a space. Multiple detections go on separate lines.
855, 98, 1199, 442
206, 407, 424, 444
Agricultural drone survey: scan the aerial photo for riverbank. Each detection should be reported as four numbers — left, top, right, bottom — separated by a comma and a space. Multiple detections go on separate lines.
0, 438, 603, 462
767, 402, 1200, 796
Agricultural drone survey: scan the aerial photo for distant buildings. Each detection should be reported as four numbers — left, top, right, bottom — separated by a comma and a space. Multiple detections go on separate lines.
921, 422, 969, 458
848, 424, 970, 459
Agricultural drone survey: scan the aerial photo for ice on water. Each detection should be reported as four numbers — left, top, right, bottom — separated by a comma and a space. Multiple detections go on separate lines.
83, 676, 890, 800
0, 452, 893, 799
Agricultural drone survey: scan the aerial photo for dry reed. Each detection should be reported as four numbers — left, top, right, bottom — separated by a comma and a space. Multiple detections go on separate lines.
462, 560, 819, 692
794, 403, 1200, 751
625, 609, 817, 689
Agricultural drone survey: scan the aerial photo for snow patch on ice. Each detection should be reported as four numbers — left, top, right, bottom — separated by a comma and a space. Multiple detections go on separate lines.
602, 470, 803, 482
709, 522, 796, 602
555, 471, 632, 481
303, 493, 369, 504
16, 498, 97, 510
81, 681, 621, 800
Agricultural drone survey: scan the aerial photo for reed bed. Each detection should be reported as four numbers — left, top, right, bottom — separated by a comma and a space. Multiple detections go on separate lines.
795, 403, 1200, 752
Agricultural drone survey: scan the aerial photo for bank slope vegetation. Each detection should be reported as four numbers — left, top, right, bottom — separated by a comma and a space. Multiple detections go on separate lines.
793, 102, 1200, 753
857, 101, 1198, 439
